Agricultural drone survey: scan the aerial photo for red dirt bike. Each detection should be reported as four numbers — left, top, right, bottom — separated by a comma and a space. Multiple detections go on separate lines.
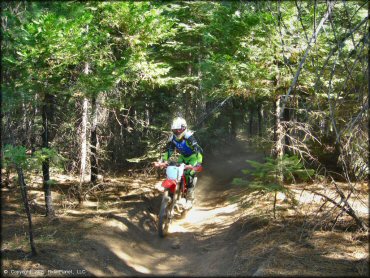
153, 161, 203, 237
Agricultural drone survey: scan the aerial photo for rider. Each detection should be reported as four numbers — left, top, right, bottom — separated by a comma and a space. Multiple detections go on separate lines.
162, 117, 203, 206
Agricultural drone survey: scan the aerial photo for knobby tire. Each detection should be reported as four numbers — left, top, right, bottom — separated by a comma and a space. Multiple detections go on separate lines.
158, 190, 175, 238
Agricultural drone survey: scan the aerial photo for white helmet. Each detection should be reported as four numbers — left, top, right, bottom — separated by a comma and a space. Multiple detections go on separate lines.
171, 117, 187, 139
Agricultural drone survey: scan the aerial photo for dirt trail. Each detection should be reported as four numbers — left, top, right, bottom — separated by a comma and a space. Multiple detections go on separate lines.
79, 136, 264, 276
3, 135, 367, 276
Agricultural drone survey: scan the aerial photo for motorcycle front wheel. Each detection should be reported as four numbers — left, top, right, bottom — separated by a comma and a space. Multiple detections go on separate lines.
158, 190, 171, 237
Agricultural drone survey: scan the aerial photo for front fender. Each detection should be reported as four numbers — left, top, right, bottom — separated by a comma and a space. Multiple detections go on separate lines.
162, 179, 177, 193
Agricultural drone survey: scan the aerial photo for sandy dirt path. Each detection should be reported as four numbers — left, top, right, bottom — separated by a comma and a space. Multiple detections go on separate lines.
76, 137, 264, 276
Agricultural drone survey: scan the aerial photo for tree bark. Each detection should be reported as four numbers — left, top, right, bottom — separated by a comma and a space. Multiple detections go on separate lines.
21, 101, 28, 146
230, 117, 237, 139
30, 97, 37, 154
80, 61, 90, 187
90, 95, 98, 184
80, 97, 89, 183
144, 101, 150, 136
283, 104, 290, 154
16, 166, 37, 256
273, 191, 277, 219
275, 96, 284, 159
274, 96, 284, 184
249, 106, 254, 136
197, 48, 206, 127
41, 93, 55, 217
230, 99, 238, 139
273, 100, 277, 144
185, 57, 192, 120
257, 103, 263, 137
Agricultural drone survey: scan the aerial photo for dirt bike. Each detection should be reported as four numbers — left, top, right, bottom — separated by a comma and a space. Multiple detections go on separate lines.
153, 161, 203, 238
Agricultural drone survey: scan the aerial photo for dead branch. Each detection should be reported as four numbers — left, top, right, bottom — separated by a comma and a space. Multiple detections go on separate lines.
326, 53, 340, 140
295, 0, 316, 68
310, 186, 368, 231
338, 35, 368, 101
280, 0, 337, 117
82, 182, 106, 200
327, 3, 355, 81
277, 1, 294, 77
314, 15, 368, 92
337, 102, 369, 142
113, 110, 122, 126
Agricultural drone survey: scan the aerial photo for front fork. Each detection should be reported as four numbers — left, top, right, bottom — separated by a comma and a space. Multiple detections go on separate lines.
166, 183, 180, 220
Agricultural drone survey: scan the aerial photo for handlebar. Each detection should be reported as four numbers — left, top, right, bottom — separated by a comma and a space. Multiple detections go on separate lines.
153, 161, 203, 172
153, 161, 168, 168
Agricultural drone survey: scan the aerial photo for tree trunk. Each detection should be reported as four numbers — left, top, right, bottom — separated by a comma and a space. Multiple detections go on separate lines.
129, 107, 137, 150
274, 96, 284, 184
273, 191, 277, 219
16, 166, 37, 256
230, 99, 238, 139
30, 99, 37, 154
21, 101, 28, 146
144, 101, 150, 136
80, 61, 90, 188
273, 100, 277, 143
185, 59, 192, 120
257, 103, 263, 137
90, 95, 98, 184
41, 93, 55, 217
249, 106, 255, 136
230, 117, 237, 139
197, 48, 206, 127
79, 97, 89, 186
283, 104, 291, 154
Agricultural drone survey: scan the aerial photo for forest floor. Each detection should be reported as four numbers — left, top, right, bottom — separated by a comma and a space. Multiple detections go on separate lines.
1, 135, 369, 277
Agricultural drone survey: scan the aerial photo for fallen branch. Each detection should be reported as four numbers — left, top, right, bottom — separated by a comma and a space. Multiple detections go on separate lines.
16, 166, 37, 256
310, 189, 368, 231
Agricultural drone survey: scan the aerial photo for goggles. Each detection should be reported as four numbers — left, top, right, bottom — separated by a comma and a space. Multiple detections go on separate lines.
172, 128, 184, 135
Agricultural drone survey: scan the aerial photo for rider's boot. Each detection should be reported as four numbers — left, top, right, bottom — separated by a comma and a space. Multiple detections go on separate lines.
185, 176, 197, 209
185, 188, 194, 209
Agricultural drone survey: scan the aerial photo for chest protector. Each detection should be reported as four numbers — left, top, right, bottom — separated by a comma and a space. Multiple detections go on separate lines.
172, 137, 194, 156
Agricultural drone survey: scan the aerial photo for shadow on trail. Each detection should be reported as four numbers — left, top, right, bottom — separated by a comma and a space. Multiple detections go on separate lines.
1, 214, 147, 276
2, 192, 365, 276
2, 202, 364, 276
